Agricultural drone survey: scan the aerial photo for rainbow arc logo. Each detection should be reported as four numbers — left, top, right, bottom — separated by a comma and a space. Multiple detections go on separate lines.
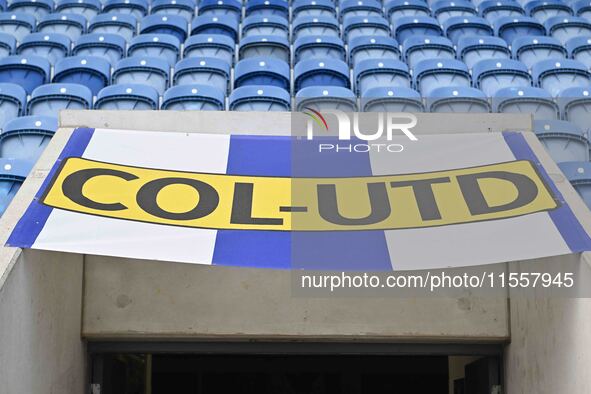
303, 107, 328, 131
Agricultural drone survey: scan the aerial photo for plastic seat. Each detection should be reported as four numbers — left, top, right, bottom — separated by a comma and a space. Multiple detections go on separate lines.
128, 34, 180, 67
161, 84, 225, 110
362, 86, 424, 112
0, 55, 50, 94
0, 12, 35, 42
354, 59, 411, 96
55, 0, 100, 20
393, 16, 444, 43
493, 86, 559, 119
428, 86, 490, 113
574, 0, 591, 22
183, 34, 234, 65
27, 83, 92, 116
89, 13, 137, 41
339, 0, 383, 21
512, 36, 567, 69
229, 85, 290, 111
348, 36, 400, 67
0, 83, 26, 130
173, 57, 230, 93
0, 115, 57, 160
479, 0, 525, 23
413, 58, 471, 97
495, 16, 545, 45
343, 15, 390, 43
37, 13, 86, 41
385, 0, 431, 24
565, 36, 591, 69
17, 32, 70, 65
140, 14, 187, 42
559, 161, 591, 208
532, 59, 591, 97
72, 33, 126, 65
0, 32, 15, 57
8, 0, 53, 20
190, 15, 238, 41
294, 59, 350, 92
294, 36, 345, 63
545, 16, 591, 45
472, 59, 532, 97
234, 57, 290, 90
457, 36, 510, 70
198, 0, 242, 19
151, 0, 195, 23
238, 35, 290, 62
443, 16, 493, 45
245, 0, 289, 19
295, 86, 357, 111
102, 0, 148, 20
292, 0, 336, 19
0, 158, 33, 215
94, 84, 159, 110
403, 36, 455, 69
52, 56, 110, 95
112, 57, 170, 95
534, 120, 589, 163
241, 15, 289, 39
0, 0, 6, 11
292, 15, 340, 41
525, 0, 573, 23
560, 87, 591, 131
432, 0, 477, 23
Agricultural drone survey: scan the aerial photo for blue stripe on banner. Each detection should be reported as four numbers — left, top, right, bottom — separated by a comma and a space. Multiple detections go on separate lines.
503, 131, 591, 252
6, 127, 95, 248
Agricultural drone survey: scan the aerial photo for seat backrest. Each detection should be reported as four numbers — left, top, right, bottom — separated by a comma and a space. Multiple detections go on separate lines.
0, 54, 51, 94
234, 57, 291, 90
472, 58, 532, 96
295, 86, 357, 111
294, 58, 350, 92
112, 56, 170, 95
428, 86, 490, 113
174, 57, 231, 93
493, 86, 559, 120
457, 36, 511, 69
512, 36, 567, 69
361, 86, 424, 112
128, 33, 181, 67
532, 58, 591, 97
229, 85, 291, 111
0, 82, 26, 130
162, 84, 225, 111
238, 35, 290, 63
37, 13, 87, 41
0, 115, 57, 160
53, 55, 111, 95
413, 58, 471, 96
95, 84, 160, 110
27, 82, 93, 115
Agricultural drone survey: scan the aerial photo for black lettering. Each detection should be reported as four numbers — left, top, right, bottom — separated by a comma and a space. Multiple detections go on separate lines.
318, 182, 390, 225
230, 182, 283, 225
390, 177, 450, 221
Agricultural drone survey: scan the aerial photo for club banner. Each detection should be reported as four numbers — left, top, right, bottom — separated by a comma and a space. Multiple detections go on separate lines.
6, 127, 591, 270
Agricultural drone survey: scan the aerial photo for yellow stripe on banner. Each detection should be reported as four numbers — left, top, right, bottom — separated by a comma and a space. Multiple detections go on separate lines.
41, 157, 559, 231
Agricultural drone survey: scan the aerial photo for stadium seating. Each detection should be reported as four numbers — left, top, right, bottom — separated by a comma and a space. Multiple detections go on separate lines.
112, 57, 170, 95
566, 36, 591, 69
294, 35, 346, 63
493, 86, 559, 120
0, 32, 15, 58
55, 0, 100, 20
89, 13, 136, 41
52, 55, 110, 95
238, 35, 290, 62
36, 13, 86, 41
191, 15, 238, 41
293, 0, 336, 19
339, 0, 383, 21
292, 15, 339, 40
559, 87, 591, 132
456, 36, 510, 69
393, 16, 443, 43
295, 86, 357, 111
403, 36, 455, 69
534, 120, 589, 163
102, 0, 148, 20
443, 16, 493, 45
141, 14, 187, 41
432, 0, 477, 23
428, 86, 490, 113
0, 83, 26, 130
0, 12, 36, 42
72, 33, 126, 65
385, 0, 430, 23
348, 36, 400, 67
479, 0, 525, 23
151, 0, 195, 22
245, 0, 289, 19
545, 16, 591, 44
27, 83, 92, 115
361, 86, 424, 112
235, 57, 290, 91
174, 57, 231, 93
354, 59, 411, 96
0, 55, 50, 94
17, 32, 71, 65
472, 59, 532, 97
183, 34, 234, 65
525, 0, 573, 23
559, 161, 591, 208
413, 58, 471, 96
242, 15, 289, 38
127, 34, 180, 67
230, 86, 291, 111
343, 15, 390, 43
198, 0, 242, 19
0, 115, 57, 159
294, 59, 350, 92
8, 0, 53, 20
512, 36, 567, 69
495, 16, 545, 44
162, 85, 225, 111
94, 84, 159, 110
532, 59, 591, 97
0, 158, 33, 215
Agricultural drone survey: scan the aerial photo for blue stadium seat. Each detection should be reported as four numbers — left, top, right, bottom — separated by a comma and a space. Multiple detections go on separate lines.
295, 86, 357, 111
339, 0, 383, 21
0, 115, 57, 160
241, 15, 288, 39
294, 35, 346, 63
545, 16, 591, 45
566, 36, 591, 69
8, 0, 53, 20
343, 15, 390, 43
361, 86, 424, 112
37, 13, 86, 42
432, 0, 477, 23
428, 86, 490, 113
0, 32, 15, 57
354, 59, 411, 96
173, 57, 230, 93
128, 34, 181, 67
72, 33, 126, 65
472, 59, 531, 97
94, 84, 159, 110
574, 0, 591, 21
239, 35, 290, 62
534, 120, 589, 163
141, 14, 187, 41
198, 0, 242, 19
413, 58, 471, 96
532, 59, 591, 97
102, 0, 148, 19
292, 15, 340, 40
27, 83, 92, 116
0, 12, 35, 42
560, 87, 591, 132
55, 0, 100, 20
161, 84, 225, 110
403, 36, 455, 69
0, 158, 33, 216
229, 86, 291, 111
385, 0, 430, 24
348, 36, 400, 67
0, 55, 50, 94
443, 16, 494, 45
495, 16, 545, 45
294, 59, 350, 92
52, 56, 110, 95
493, 86, 559, 119
17, 32, 71, 65
235, 57, 290, 90
183, 34, 234, 65
512, 36, 567, 69
89, 13, 137, 41
292, 0, 336, 19
245, 0, 288, 19
0, 83, 26, 130
0, 0, 6, 10
525, 0, 573, 23
457, 36, 510, 70
393, 16, 444, 43
190, 15, 238, 41
151, 0, 195, 22
479, 0, 525, 23
558, 161, 591, 208
112, 57, 170, 95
